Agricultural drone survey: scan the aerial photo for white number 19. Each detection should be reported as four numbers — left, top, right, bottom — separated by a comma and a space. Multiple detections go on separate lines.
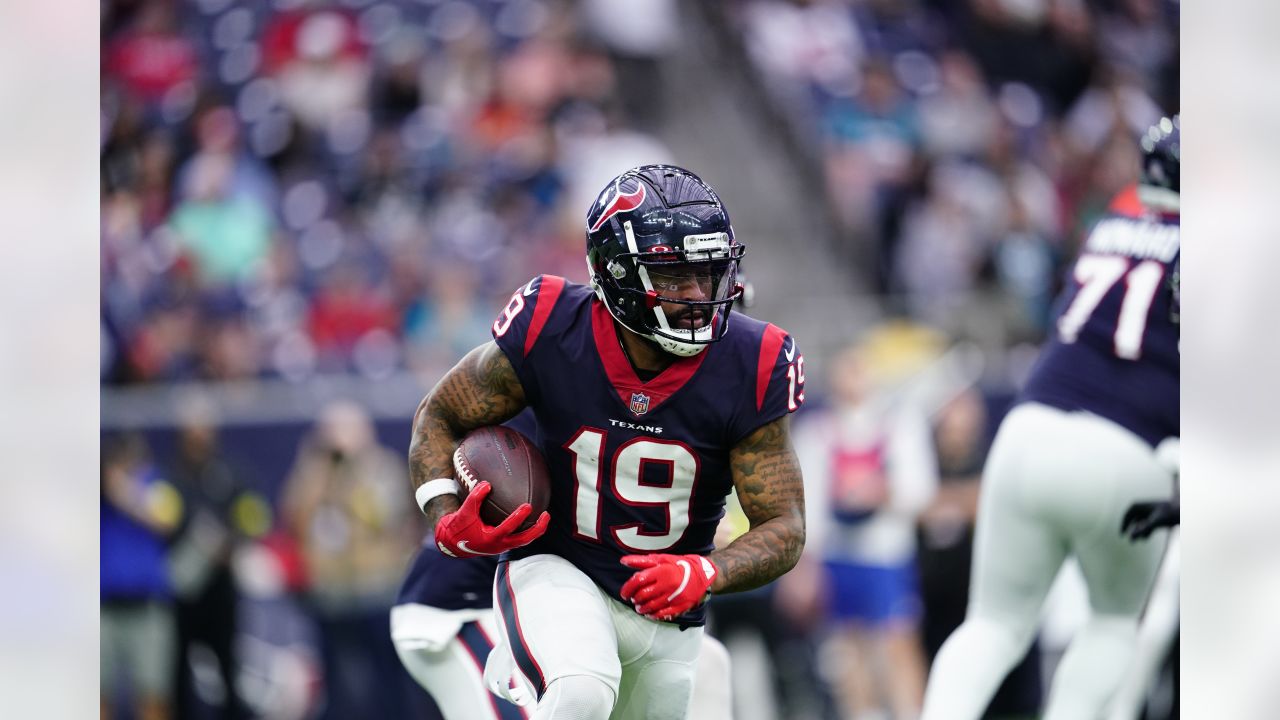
564, 427, 699, 551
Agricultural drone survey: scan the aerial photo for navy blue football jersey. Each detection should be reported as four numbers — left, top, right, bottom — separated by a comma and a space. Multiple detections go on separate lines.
397, 536, 499, 610
490, 275, 805, 626
1021, 186, 1179, 447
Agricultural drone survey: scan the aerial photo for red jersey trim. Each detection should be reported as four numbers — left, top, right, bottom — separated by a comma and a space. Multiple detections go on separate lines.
524, 275, 565, 357
1107, 184, 1179, 223
756, 323, 787, 412
1108, 185, 1144, 218
590, 302, 707, 414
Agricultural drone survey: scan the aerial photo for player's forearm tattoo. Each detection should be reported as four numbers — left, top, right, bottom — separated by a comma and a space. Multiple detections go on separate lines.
408, 342, 526, 528
710, 417, 806, 594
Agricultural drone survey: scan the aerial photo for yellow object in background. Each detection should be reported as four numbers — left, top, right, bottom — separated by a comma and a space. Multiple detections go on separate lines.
232, 492, 273, 538
144, 480, 184, 532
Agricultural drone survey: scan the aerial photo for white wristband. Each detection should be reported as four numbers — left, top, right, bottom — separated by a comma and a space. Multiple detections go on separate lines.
415, 478, 461, 514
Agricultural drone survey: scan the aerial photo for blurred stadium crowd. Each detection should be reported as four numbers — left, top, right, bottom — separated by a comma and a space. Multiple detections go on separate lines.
102, 0, 667, 385
734, 0, 1176, 338
101, 0, 1177, 718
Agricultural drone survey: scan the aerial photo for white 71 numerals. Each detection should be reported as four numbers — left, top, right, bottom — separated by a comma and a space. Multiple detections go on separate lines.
565, 428, 699, 551
1057, 253, 1164, 360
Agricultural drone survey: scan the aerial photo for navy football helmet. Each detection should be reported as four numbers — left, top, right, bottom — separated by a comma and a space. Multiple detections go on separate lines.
1138, 114, 1179, 211
585, 165, 745, 357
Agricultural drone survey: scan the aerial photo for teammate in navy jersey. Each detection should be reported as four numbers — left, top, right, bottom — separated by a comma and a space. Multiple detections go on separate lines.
406, 165, 807, 720
920, 116, 1180, 720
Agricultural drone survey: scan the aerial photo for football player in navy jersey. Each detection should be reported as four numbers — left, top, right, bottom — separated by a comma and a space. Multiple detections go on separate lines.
406, 165, 807, 719
390, 411, 734, 720
920, 116, 1180, 720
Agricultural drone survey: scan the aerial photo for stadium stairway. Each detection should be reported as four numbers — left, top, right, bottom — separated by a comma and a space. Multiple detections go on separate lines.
647, 3, 880, 381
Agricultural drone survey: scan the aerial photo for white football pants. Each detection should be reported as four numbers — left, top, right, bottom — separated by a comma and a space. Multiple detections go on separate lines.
392, 604, 530, 720
921, 403, 1173, 720
393, 590, 732, 720
491, 553, 706, 720
1107, 531, 1180, 720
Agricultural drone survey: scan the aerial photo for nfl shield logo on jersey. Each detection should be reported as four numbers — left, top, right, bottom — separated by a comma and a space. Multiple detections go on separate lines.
630, 392, 651, 416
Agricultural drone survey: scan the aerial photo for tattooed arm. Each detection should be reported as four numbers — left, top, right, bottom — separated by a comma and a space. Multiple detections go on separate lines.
708, 415, 806, 593
409, 341, 526, 531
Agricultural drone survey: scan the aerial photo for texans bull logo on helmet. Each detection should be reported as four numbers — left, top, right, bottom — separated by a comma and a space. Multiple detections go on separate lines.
588, 177, 647, 233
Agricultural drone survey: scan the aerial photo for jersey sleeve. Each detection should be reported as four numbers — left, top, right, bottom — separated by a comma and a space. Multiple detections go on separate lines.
490, 275, 567, 404
731, 323, 805, 443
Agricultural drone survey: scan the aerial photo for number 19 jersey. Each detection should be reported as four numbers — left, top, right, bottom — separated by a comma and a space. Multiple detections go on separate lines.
1021, 186, 1179, 447
490, 275, 805, 626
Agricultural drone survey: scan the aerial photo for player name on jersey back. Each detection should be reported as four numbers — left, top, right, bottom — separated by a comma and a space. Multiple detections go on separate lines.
1084, 216, 1179, 261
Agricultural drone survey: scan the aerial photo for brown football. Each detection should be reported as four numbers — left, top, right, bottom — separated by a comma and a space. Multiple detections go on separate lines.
453, 425, 551, 531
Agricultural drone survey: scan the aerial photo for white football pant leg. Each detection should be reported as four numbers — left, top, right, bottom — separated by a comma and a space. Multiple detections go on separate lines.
607, 587, 702, 720
495, 554, 708, 720
485, 636, 535, 708
532, 676, 616, 720
1041, 412, 1171, 720
1106, 531, 1179, 720
494, 555, 622, 719
922, 404, 1070, 720
922, 404, 1172, 720
690, 634, 733, 720
393, 610, 524, 720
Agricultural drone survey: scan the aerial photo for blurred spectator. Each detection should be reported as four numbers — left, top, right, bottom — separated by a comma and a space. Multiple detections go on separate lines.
280, 401, 420, 720
1097, 0, 1174, 82
168, 151, 275, 286
402, 262, 492, 372
894, 165, 987, 321
176, 105, 280, 212
166, 397, 272, 719
124, 296, 203, 383
101, 433, 182, 720
102, 0, 197, 109
740, 0, 865, 115
261, 6, 370, 134
823, 57, 924, 291
198, 315, 262, 381
1063, 65, 1162, 157
916, 389, 1044, 716
991, 189, 1057, 336
306, 263, 399, 373
795, 334, 939, 720
579, 0, 679, 130
917, 50, 998, 159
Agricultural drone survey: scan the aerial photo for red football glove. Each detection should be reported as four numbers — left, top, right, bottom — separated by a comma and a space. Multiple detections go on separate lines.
619, 553, 719, 621
435, 482, 549, 558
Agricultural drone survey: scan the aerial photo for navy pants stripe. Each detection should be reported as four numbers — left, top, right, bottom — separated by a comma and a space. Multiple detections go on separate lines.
457, 621, 526, 720
496, 561, 547, 698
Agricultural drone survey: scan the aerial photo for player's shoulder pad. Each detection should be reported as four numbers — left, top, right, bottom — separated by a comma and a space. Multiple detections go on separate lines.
732, 314, 804, 415
491, 275, 570, 357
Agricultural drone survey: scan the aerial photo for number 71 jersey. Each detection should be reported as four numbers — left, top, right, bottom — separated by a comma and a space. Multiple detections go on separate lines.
490, 275, 805, 626
1021, 186, 1179, 447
